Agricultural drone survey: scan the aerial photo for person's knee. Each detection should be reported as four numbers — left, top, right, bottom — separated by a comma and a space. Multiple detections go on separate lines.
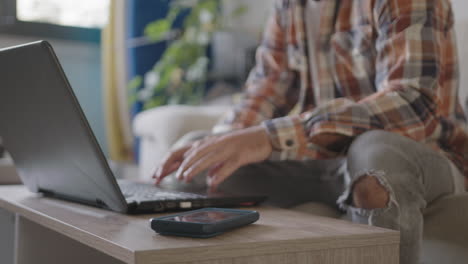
352, 175, 389, 209
348, 130, 393, 156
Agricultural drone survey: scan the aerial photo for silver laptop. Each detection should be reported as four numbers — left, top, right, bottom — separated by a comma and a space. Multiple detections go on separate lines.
0, 41, 265, 213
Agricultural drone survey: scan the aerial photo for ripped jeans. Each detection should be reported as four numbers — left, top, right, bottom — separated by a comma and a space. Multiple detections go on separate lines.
216, 130, 465, 264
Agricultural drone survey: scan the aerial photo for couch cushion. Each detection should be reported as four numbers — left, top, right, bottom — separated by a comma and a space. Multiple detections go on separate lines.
422, 193, 468, 264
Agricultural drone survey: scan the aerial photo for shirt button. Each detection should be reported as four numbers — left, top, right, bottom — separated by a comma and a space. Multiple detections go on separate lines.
285, 139, 294, 147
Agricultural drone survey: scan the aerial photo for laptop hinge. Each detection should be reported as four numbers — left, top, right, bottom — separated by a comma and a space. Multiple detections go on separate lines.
39, 188, 109, 209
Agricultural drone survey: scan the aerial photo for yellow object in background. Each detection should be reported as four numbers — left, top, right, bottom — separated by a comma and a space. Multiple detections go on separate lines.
102, 0, 133, 161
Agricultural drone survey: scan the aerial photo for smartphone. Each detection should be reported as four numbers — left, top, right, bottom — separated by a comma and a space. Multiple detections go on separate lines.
150, 208, 259, 238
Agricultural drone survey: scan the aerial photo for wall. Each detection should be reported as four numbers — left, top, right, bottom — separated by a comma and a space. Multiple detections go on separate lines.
0, 35, 107, 154
452, 0, 468, 107
211, 0, 274, 82
222, 0, 274, 39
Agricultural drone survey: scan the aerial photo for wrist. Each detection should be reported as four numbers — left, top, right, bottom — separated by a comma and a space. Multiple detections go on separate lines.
256, 125, 273, 155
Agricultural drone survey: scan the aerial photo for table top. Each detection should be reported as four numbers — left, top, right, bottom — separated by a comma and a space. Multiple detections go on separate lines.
0, 185, 399, 264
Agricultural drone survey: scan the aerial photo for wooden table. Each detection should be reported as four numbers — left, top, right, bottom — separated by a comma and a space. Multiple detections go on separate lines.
0, 185, 399, 264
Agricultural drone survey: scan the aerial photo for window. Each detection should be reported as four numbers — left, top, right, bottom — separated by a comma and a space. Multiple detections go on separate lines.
0, 0, 110, 43
17, 0, 109, 29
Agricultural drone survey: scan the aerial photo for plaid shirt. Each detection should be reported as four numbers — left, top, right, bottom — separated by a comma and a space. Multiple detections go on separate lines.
214, 0, 468, 182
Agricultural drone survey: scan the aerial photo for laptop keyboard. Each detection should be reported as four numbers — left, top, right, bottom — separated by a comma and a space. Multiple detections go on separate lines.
118, 181, 205, 202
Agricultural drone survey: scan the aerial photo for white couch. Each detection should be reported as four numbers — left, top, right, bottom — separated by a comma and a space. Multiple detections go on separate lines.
133, 105, 230, 179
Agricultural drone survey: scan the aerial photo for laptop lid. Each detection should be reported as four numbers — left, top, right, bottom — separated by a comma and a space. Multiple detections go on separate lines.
0, 41, 128, 213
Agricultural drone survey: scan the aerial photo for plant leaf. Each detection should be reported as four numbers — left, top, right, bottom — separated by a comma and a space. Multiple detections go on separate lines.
145, 19, 171, 42
128, 76, 142, 91
232, 4, 247, 18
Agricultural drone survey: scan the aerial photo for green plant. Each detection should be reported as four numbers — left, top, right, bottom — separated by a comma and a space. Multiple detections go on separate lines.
129, 0, 246, 110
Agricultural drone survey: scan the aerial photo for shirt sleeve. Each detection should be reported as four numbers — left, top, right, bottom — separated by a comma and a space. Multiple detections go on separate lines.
212, 0, 299, 134
263, 0, 458, 161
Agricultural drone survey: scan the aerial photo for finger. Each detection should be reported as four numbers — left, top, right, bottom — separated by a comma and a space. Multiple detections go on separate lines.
191, 137, 207, 148
155, 161, 181, 185
154, 146, 190, 179
182, 151, 230, 183
207, 162, 224, 177
183, 136, 215, 159
176, 139, 225, 180
207, 160, 240, 192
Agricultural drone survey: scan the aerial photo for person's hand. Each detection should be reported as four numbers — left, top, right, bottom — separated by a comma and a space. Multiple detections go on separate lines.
153, 126, 273, 191
152, 135, 213, 185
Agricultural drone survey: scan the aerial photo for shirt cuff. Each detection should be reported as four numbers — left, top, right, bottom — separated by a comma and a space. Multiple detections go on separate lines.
262, 116, 308, 161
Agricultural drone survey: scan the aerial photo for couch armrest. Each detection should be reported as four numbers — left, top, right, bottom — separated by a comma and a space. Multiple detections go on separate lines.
133, 105, 230, 179
423, 193, 468, 242
134, 105, 229, 142
422, 193, 468, 263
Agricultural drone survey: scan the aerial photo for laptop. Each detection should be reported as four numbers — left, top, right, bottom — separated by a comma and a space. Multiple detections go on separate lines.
0, 41, 266, 214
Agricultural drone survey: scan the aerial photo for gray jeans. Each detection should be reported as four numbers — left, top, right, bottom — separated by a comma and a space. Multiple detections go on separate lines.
174, 130, 465, 264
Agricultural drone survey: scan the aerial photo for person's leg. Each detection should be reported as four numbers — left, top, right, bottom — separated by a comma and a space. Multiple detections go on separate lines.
340, 130, 461, 264
219, 158, 346, 208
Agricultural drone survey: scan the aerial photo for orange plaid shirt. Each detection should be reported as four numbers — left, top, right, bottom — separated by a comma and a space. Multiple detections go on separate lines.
214, 0, 468, 183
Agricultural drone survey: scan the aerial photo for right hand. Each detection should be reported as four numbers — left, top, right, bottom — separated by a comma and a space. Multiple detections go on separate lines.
152, 126, 273, 191
152, 137, 212, 185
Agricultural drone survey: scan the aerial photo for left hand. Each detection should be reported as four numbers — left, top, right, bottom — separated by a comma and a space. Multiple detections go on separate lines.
154, 125, 273, 191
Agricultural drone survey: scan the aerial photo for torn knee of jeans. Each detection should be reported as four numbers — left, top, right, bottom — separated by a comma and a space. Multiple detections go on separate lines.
337, 170, 397, 217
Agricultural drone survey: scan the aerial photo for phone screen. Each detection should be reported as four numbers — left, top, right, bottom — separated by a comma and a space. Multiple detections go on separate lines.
165, 211, 242, 224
